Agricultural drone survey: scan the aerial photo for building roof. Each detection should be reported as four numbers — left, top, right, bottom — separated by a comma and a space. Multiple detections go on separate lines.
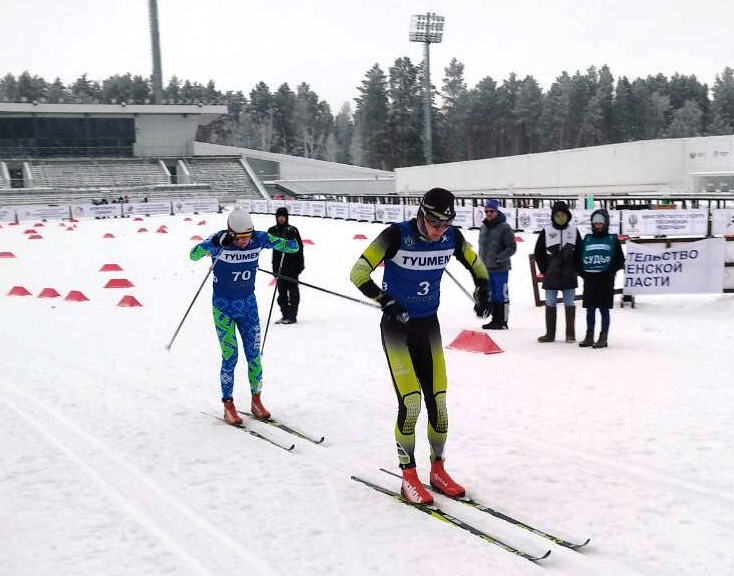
0, 103, 227, 126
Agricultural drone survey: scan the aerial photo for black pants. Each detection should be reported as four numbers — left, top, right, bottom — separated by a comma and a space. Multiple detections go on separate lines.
276, 277, 300, 321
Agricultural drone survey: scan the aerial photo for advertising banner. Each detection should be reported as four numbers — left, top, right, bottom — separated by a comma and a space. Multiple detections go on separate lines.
517, 209, 550, 232
0, 207, 16, 222
122, 201, 171, 217
171, 198, 219, 214
246, 199, 267, 214
453, 205, 473, 228
375, 204, 404, 223
327, 202, 349, 219
15, 205, 71, 221
621, 209, 708, 237
308, 201, 327, 217
70, 204, 123, 219
624, 238, 726, 294
287, 201, 308, 216
404, 205, 419, 220
348, 203, 376, 222
711, 209, 734, 236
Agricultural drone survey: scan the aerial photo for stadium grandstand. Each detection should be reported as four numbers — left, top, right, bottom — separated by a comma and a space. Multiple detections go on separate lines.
0, 103, 395, 208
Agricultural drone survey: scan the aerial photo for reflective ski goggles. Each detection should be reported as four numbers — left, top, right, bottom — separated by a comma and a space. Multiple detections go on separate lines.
422, 211, 454, 229
230, 229, 253, 240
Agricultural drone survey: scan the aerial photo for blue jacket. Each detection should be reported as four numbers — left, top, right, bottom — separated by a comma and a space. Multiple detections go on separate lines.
190, 230, 298, 300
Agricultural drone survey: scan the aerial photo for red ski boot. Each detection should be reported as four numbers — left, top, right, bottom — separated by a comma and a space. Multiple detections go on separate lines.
429, 459, 465, 497
250, 394, 271, 420
222, 399, 243, 425
401, 467, 434, 504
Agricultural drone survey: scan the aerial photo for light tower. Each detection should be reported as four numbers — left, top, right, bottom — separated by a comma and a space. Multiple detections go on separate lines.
149, 0, 164, 104
409, 12, 445, 165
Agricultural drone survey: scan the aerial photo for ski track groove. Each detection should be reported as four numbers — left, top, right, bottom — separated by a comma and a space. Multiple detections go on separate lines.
2, 341, 371, 575
504, 433, 734, 507
5, 329, 725, 574
0, 378, 282, 576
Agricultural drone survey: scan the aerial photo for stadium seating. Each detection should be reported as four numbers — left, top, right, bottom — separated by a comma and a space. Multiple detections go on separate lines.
185, 157, 261, 199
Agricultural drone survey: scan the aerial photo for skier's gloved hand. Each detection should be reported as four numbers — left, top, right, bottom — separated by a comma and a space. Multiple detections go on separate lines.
473, 283, 491, 318
376, 292, 410, 324
212, 231, 235, 247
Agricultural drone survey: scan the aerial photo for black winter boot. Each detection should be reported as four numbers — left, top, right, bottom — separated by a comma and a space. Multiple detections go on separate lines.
538, 307, 557, 343
593, 331, 608, 348
565, 306, 576, 343
579, 331, 594, 347
482, 302, 508, 330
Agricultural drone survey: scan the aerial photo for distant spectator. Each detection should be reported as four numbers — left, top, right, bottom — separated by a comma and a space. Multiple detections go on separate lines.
533, 201, 583, 343
477, 199, 516, 330
267, 207, 305, 324
577, 209, 625, 349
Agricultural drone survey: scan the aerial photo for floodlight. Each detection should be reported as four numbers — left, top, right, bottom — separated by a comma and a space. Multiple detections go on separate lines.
409, 13, 445, 44
408, 12, 445, 164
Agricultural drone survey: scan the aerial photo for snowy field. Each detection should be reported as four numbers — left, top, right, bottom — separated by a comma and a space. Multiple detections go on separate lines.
1, 209, 733, 576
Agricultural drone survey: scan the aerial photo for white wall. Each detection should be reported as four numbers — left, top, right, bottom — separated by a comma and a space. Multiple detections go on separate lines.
396, 135, 734, 196
135, 115, 200, 157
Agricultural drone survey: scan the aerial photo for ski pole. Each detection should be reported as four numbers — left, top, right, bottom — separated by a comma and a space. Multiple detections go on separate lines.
445, 268, 475, 302
260, 255, 286, 356
166, 252, 222, 351
257, 267, 380, 309
446, 268, 492, 319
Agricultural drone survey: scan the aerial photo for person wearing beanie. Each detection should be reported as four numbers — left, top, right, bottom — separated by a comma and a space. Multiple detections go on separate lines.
350, 187, 491, 506
533, 200, 583, 343
577, 209, 625, 349
267, 207, 305, 324
478, 199, 517, 330
189, 206, 300, 425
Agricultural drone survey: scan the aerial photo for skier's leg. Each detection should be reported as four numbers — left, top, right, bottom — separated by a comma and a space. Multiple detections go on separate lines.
213, 302, 238, 401
408, 316, 448, 462
381, 315, 422, 469
237, 295, 263, 394
410, 316, 465, 497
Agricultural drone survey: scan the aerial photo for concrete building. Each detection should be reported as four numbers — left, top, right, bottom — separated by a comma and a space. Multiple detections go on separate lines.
396, 135, 734, 199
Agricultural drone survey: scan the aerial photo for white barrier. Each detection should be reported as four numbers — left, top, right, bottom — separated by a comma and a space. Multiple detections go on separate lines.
0, 197, 221, 222
71, 204, 123, 219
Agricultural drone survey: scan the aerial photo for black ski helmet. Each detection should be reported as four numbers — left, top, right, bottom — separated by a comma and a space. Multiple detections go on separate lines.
420, 187, 456, 220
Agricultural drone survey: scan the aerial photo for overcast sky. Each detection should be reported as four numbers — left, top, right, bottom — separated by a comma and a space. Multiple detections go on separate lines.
2, 0, 733, 110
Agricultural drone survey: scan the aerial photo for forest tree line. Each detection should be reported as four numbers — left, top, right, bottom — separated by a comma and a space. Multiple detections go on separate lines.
2, 60, 734, 171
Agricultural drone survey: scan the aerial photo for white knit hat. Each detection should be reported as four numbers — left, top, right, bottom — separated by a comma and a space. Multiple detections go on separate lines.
227, 207, 254, 233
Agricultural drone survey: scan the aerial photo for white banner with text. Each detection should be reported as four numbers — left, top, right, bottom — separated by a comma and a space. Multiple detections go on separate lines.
624, 238, 726, 295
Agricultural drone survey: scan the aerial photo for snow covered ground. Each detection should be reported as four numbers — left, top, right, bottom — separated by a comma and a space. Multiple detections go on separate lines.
1, 209, 733, 575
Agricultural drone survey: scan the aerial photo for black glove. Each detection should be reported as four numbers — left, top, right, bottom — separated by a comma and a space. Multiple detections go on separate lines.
212, 231, 235, 247
473, 284, 491, 318
376, 293, 410, 324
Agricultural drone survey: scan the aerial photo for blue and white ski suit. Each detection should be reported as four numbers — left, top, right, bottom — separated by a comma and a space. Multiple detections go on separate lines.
190, 230, 298, 401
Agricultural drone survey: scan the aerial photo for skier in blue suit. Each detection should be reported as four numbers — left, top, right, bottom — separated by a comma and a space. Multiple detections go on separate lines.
190, 206, 298, 425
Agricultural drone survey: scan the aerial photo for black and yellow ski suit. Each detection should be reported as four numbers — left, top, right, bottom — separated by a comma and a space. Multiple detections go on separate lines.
350, 219, 488, 469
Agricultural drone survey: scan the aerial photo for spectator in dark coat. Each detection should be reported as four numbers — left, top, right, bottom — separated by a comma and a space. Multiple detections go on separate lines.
477, 199, 517, 329
267, 207, 305, 324
533, 201, 583, 343
577, 209, 625, 349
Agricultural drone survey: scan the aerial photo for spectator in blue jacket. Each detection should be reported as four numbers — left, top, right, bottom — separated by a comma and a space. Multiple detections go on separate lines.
478, 199, 517, 329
